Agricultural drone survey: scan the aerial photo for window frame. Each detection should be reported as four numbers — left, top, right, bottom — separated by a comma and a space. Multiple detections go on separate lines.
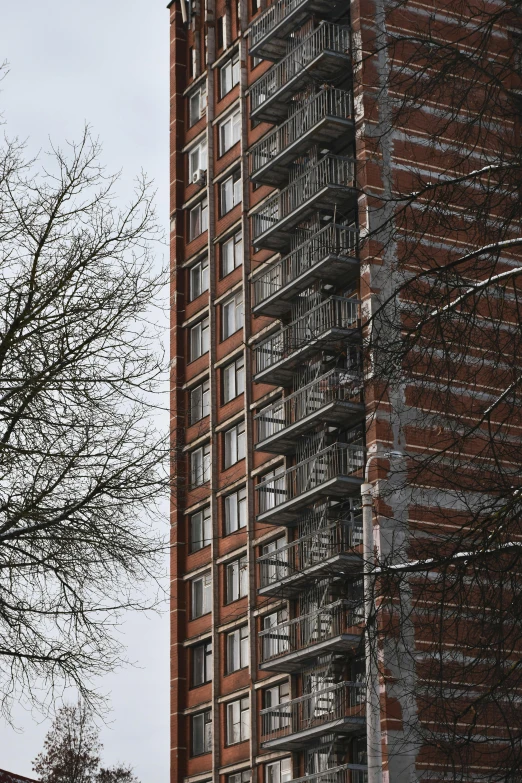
221, 231, 243, 278
189, 256, 209, 301
189, 316, 210, 362
265, 758, 292, 783
220, 171, 242, 216
188, 138, 208, 181
222, 291, 244, 340
190, 379, 210, 424
226, 695, 250, 745
190, 505, 212, 552
219, 108, 241, 156
189, 84, 207, 127
189, 197, 209, 240
229, 772, 251, 783
192, 639, 212, 687
223, 355, 245, 403
191, 709, 212, 756
226, 624, 249, 673
191, 571, 212, 619
224, 420, 246, 468
225, 555, 248, 603
224, 486, 247, 535
220, 52, 240, 98
190, 443, 211, 487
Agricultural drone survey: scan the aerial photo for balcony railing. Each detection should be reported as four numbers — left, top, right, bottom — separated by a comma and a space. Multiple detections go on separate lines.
258, 513, 362, 591
255, 369, 364, 453
256, 442, 364, 522
250, 0, 337, 59
250, 23, 351, 121
259, 600, 364, 666
260, 681, 365, 748
249, 89, 353, 185
251, 155, 356, 248
289, 765, 368, 783
253, 223, 358, 317
254, 296, 361, 384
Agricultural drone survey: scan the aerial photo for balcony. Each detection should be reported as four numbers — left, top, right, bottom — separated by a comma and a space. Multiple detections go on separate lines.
251, 155, 356, 250
253, 223, 359, 318
249, 0, 346, 60
256, 442, 364, 524
287, 765, 368, 783
260, 681, 365, 749
249, 89, 354, 187
254, 297, 361, 386
258, 514, 362, 597
255, 370, 364, 454
250, 23, 351, 123
259, 601, 364, 672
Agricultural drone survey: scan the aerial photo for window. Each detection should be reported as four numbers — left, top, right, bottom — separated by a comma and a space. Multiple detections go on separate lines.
190, 506, 211, 552
189, 316, 209, 361
189, 84, 207, 126
223, 356, 245, 403
191, 443, 211, 487
251, 0, 260, 13
192, 639, 212, 686
226, 555, 248, 602
189, 256, 209, 301
226, 696, 250, 745
224, 421, 245, 468
265, 759, 292, 783
217, 15, 224, 50
220, 52, 240, 98
191, 48, 198, 78
261, 536, 287, 584
221, 231, 243, 277
259, 466, 285, 512
264, 681, 290, 731
192, 710, 212, 755
226, 625, 249, 673
191, 571, 212, 618
222, 291, 243, 339
220, 171, 242, 215
219, 108, 241, 155
229, 772, 251, 783
251, 54, 263, 69
190, 380, 210, 424
188, 139, 208, 182
262, 607, 289, 660
189, 197, 208, 240
224, 486, 247, 534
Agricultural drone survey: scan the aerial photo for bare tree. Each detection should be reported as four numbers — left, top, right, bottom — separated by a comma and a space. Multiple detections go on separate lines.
33, 701, 139, 783
355, 1, 522, 780
0, 128, 167, 719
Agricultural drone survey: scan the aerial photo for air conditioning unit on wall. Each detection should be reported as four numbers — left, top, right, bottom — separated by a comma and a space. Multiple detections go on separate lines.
192, 169, 207, 186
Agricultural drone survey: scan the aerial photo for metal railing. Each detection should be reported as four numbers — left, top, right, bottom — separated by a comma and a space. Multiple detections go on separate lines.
256, 442, 364, 514
250, 0, 312, 49
258, 512, 363, 587
249, 89, 353, 177
260, 681, 365, 742
253, 223, 358, 308
250, 23, 351, 112
259, 600, 364, 664
255, 297, 361, 376
289, 765, 368, 783
252, 155, 355, 242
255, 369, 363, 445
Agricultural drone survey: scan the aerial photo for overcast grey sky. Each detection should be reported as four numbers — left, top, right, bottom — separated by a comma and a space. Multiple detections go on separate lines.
0, 2, 169, 780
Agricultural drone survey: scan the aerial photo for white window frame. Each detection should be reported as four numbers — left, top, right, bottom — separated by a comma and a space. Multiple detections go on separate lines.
192, 709, 212, 755
219, 108, 241, 156
229, 772, 251, 783
262, 607, 289, 659
222, 291, 243, 340
220, 52, 240, 98
224, 421, 245, 468
224, 486, 247, 535
191, 443, 211, 487
189, 197, 208, 240
189, 256, 209, 301
221, 231, 243, 277
189, 316, 209, 361
223, 356, 245, 403
190, 379, 210, 424
220, 171, 242, 215
265, 758, 292, 783
226, 696, 250, 745
190, 506, 211, 552
191, 571, 212, 618
192, 639, 212, 686
189, 84, 207, 126
226, 555, 248, 603
188, 138, 208, 181
226, 624, 249, 673
264, 681, 290, 731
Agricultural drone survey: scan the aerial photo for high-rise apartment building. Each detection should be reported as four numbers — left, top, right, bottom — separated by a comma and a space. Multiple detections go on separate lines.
169, 1, 516, 782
